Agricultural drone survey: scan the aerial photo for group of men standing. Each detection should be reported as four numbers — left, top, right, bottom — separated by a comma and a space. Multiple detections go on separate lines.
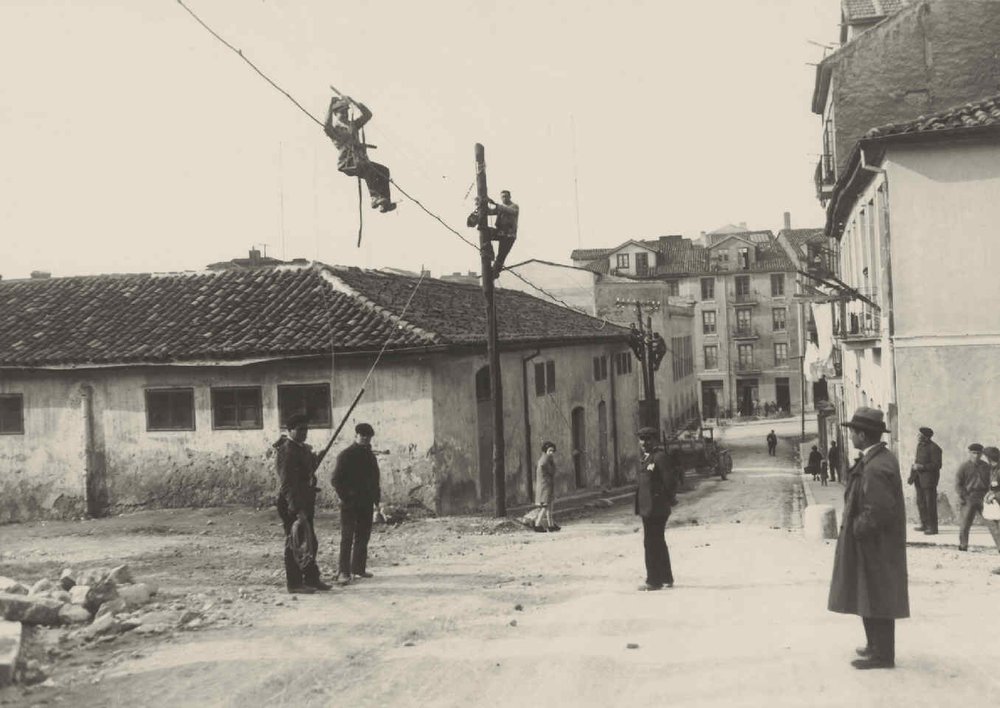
274, 415, 383, 594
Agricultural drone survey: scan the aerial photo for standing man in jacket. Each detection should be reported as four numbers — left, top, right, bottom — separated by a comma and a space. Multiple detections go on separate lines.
955, 442, 991, 551
766, 430, 777, 456
907, 426, 942, 535
828, 440, 841, 483
828, 407, 908, 670
635, 427, 680, 591
274, 413, 332, 594
332, 423, 382, 585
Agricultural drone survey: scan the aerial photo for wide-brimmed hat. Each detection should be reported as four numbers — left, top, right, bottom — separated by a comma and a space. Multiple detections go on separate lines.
841, 407, 888, 434
918, 426, 933, 438
983, 446, 1000, 463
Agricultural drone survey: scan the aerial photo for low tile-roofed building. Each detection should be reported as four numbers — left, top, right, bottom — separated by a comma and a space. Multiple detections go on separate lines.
0, 264, 625, 368
779, 228, 827, 260
842, 0, 909, 23
864, 93, 1000, 139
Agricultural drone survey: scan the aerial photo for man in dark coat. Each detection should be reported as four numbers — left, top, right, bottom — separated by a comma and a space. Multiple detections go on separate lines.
635, 427, 680, 591
323, 95, 396, 213
766, 430, 777, 456
955, 442, 991, 551
828, 440, 840, 483
274, 413, 332, 593
828, 407, 908, 670
332, 422, 382, 585
907, 426, 942, 535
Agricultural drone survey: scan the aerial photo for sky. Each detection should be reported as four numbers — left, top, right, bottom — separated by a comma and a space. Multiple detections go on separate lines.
0, 0, 840, 280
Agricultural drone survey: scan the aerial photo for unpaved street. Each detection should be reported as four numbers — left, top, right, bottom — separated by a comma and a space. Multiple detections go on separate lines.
4, 418, 1000, 707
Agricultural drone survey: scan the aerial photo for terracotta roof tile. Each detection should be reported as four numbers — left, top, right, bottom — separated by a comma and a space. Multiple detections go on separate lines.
865, 93, 1000, 139
0, 265, 626, 367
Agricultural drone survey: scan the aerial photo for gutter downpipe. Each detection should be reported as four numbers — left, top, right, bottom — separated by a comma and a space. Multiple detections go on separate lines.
859, 145, 900, 450
608, 349, 621, 486
81, 384, 96, 517
521, 349, 541, 501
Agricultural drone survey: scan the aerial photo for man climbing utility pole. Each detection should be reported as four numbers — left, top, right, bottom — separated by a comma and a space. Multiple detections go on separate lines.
475, 144, 506, 517
628, 302, 662, 430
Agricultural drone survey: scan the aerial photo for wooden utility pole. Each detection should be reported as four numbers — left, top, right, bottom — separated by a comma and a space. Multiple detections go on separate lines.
475, 143, 506, 517
633, 302, 660, 430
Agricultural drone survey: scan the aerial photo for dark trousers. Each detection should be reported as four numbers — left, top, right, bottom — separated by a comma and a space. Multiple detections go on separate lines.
642, 515, 673, 587
767, 443, 776, 456
958, 500, 984, 549
483, 232, 517, 277
915, 484, 938, 532
277, 499, 320, 589
862, 617, 895, 662
349, 161, 392, 207
339, 504, 374, 576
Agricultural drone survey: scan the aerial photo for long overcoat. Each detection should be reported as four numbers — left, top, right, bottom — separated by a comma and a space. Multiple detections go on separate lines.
828, 442, 909, 619
912, 439, 942, 487
635, 448, 678, 519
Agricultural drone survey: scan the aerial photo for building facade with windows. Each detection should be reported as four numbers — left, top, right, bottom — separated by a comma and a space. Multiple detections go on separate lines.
575, 230, 807, 422
813, 94, 1000, 503
0, 264, 639, 522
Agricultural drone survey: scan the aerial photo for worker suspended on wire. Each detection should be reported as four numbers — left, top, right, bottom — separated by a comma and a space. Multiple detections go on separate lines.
324, 95, 396, 213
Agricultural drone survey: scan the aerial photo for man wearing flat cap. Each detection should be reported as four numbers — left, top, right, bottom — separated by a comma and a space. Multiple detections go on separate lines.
828, 407, 908, 670
634, 427, 680, 591
955, 442, 991, 551
274, 413, 332, 593
332, 422, 382, 585
908, 427, 942, 535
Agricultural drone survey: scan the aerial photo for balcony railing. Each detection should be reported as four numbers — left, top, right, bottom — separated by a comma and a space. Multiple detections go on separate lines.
729, 289, 760, 305
731, 326, 759, 340
735, 361, 761, 374
815, 155, 836, 201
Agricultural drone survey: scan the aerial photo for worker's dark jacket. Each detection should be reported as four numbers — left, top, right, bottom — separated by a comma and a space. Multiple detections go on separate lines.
908, 439, 942, 487
274, 437, 319, 515
828, 443, 909, 619
332, 442, 381, 510
955, 459, 991, 504
635, 448, 679, 519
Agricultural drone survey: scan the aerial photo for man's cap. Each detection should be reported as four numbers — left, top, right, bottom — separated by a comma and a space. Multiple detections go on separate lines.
285, 412, 309, 429
984, 446, 1000, 463
541, 440, 556, 451
637, 426, 659, 439
968, 443, 984, 453
840, 406, 889, 434
918, 426, 934, 438
500, 189, 511, 195
355, 422, 375, 437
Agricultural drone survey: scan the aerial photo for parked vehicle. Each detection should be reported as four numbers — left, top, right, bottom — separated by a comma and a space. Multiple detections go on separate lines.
662, 426, 732, 481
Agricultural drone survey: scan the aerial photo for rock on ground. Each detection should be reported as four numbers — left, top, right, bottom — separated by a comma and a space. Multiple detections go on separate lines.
0, 593, 63, 626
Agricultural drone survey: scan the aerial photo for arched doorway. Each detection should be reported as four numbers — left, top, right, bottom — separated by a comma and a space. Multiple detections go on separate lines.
475, 366, 493, 501
571, 406, 585, 488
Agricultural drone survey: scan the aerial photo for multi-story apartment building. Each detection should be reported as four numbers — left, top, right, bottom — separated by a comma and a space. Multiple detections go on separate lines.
813, 0, 1000, 202
573, 230, 809, 421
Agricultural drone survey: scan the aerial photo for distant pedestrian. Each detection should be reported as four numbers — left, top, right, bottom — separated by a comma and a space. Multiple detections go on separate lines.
828, 440, 840, 483
332, 423, 382, 584
274, 413, 332, 594
828, 407, 908, 670
979, 447, 1000, 559
766, 430, 777, 456
635, 427, 680, 591
820, 459, 829, 486
955, 443, 991, 551
521, 442, 560, 532
907, 426, 942, 535
807, 445, 823, 480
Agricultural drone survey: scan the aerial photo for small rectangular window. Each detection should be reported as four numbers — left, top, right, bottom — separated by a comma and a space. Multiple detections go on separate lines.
666, 281, 679, 296
774, 343, 789, 365
534, 362, 546, 396
772, 307, 787, 331
700, 278, 715, 300
277, 384, 332, 428
546, 361, 556, 394
211, 387, 262, 430
735, 275, 750, 296
702, 311, 717, 334
0, 394, 24, 435
615, 351, 633, 376
145, 389, 195, 431
616, 253, 630, 269
771, 274, 785, 297
704, 346, 718, 370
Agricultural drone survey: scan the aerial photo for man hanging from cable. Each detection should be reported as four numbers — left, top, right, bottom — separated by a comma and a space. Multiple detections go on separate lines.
324, 93, 397, 213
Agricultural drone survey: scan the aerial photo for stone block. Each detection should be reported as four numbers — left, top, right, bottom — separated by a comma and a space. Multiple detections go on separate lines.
0, 592, 63, 626
59, 569, 76, 591
29, 578, 56, 596
0, 578, 27, 596
58, 604, 92, 625
117, 584, 152, 609
804, 504, 838, 541
0, 620, 24, 688
107, 565, 134, 586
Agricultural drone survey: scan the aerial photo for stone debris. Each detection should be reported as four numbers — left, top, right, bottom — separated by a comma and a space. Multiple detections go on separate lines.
107, 565, 135, 586
58, 605, 92, 625
0, 578, 27, 596
0, 593, 63, 626
28, 579, 56, 596
59, 569, 76, 591
0, 620, 23, 687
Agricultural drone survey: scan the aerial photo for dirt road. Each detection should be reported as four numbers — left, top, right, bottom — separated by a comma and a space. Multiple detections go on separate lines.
5, 418, 1000, 707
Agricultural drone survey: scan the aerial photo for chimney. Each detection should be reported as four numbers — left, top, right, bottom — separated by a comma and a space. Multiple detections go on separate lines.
30, 270, 51, 279
248, 248, 262, 265
783, 211, 792, 231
